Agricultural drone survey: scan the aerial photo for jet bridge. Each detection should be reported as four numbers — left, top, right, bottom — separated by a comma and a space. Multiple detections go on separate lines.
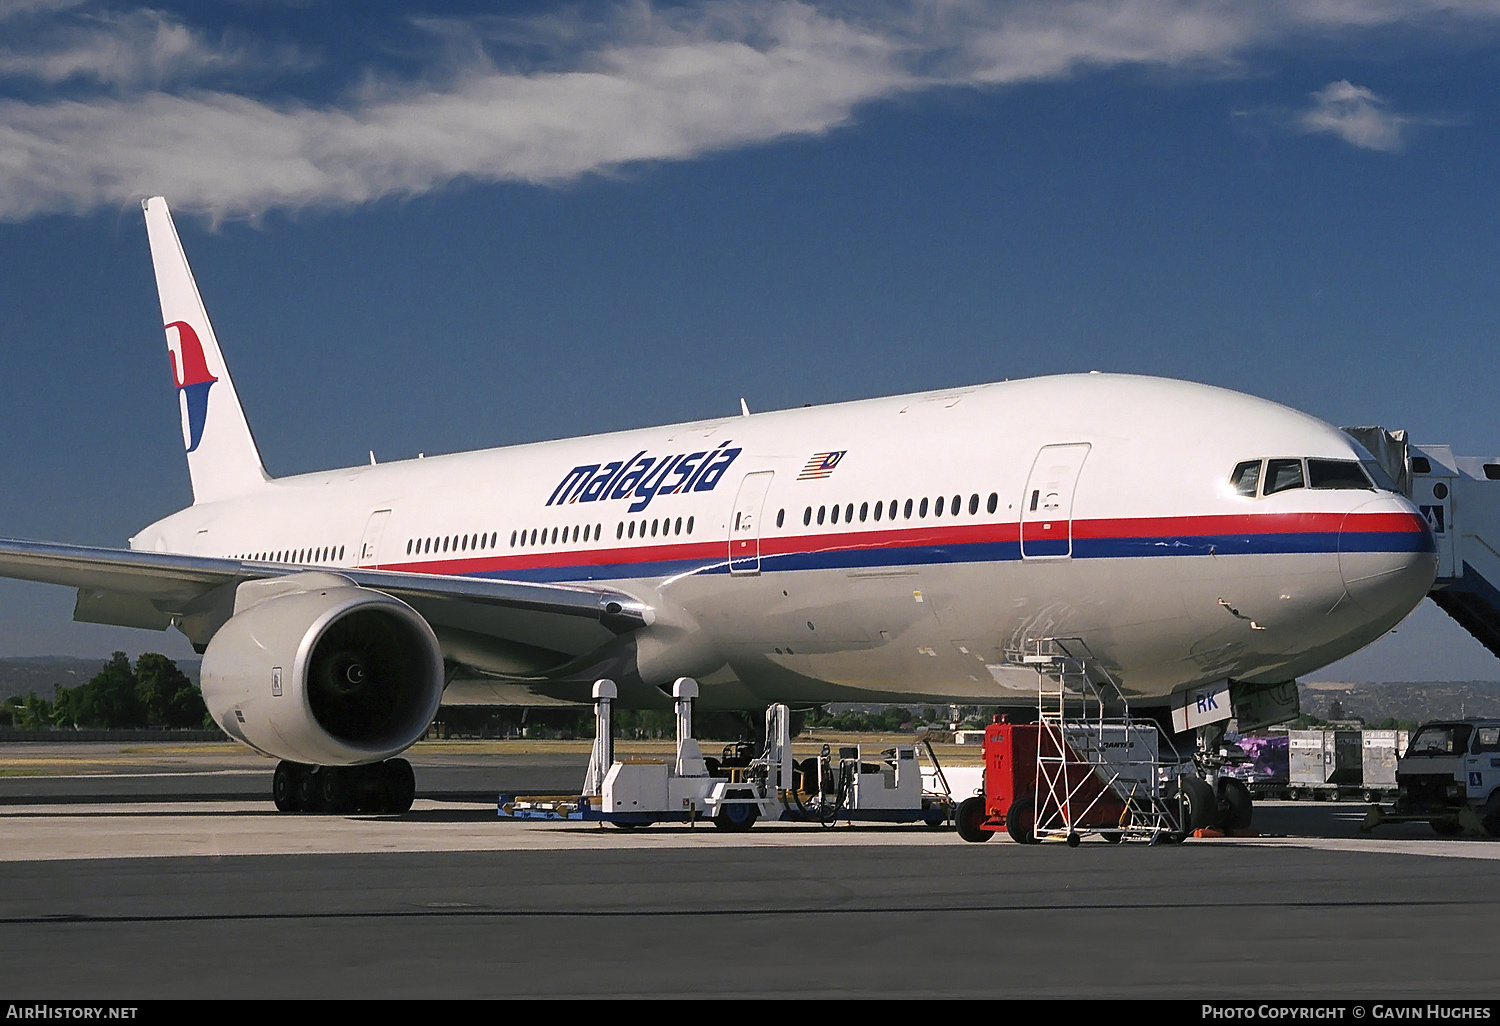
1346, 428, 1500, 657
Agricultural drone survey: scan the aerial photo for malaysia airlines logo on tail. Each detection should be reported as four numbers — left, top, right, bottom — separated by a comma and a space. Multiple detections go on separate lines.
165, 320, 218, 453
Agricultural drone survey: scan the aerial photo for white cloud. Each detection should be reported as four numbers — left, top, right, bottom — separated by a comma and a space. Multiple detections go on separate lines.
0, 9, 312, 89
0, 1, 1495, 220
1295, 79, 1442, 151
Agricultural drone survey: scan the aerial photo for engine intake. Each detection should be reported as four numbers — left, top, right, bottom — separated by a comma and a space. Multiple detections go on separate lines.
202, 573, 444, 766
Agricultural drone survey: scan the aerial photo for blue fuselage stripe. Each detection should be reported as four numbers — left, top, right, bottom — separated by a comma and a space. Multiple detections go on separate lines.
446, 530, 1428, 585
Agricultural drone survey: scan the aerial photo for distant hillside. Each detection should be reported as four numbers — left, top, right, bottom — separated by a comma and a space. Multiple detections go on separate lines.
0, 657, 201, 702
1300, 680, 1500, 723
0, 659, 1495, 725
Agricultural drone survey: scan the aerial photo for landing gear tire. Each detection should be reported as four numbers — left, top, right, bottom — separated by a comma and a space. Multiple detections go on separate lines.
713, 791, 758, 832
956, 796, 992, 843
273, 761, 308, 812
315, 767, 350, 814
1006, 796, 1040, 845
379, 758, 416, 814
294, 767, 319, 811
1220, 778, 1254, 831
1171, 774, 1215, 838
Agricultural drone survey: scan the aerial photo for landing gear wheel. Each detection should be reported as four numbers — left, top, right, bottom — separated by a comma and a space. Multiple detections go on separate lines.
312, 767, 349, 814
956, 796, 992, 843
922, 802, 949, 828
347, 764, 384, 813
1006, 796, 1040, 845
273, 761, 307, 813
1172, 775, 1215, 838
1220, 778, 1254, 831
713, 791, 758, 832
294, 767, 319, 811
380, 758, 416, 814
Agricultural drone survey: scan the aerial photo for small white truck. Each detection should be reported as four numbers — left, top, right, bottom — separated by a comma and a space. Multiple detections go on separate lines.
1361, 719, 1500, 836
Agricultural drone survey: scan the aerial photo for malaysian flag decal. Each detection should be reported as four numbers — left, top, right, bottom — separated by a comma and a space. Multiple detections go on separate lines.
798, 451, 846, 480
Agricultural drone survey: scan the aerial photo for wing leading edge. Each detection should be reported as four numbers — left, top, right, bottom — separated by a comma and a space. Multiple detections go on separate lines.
0, 537, 652, 652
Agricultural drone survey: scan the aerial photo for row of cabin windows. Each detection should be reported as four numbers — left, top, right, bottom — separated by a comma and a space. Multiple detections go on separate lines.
237, 546, 345, 564
787, 492, 1001, 529
514, 523, 603, 548
406, 517, 702, 557
1229, 458, 1383, 498
508, 517, 698, 548
407, 532, 500, 557
615, 516, 694, 541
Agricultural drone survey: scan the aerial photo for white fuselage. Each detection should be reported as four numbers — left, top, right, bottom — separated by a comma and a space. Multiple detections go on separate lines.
131, 373, 1438, 709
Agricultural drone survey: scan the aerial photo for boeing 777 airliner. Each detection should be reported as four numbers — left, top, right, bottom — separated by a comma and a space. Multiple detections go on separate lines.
0, 198, 1437, 815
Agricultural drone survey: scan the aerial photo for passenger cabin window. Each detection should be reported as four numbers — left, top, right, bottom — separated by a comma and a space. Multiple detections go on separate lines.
1230, 460, 1261, 497
1307, 459, 1372, 490
1263, 459, 1304, 495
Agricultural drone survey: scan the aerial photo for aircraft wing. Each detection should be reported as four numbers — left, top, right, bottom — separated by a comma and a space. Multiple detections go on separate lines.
0, 537, 652, 654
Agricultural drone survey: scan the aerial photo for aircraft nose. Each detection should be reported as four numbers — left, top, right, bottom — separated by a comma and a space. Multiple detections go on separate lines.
1338, 495, 1438, 617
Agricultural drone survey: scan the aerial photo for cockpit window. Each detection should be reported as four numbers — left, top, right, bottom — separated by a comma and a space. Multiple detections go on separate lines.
1307, 459, 1373, 490
1361, 460, 1399, 492
1263, 459, 1305, 495
1230, 460, 1262, 497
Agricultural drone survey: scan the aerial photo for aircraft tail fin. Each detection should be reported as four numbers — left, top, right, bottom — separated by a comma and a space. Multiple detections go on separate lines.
142, 197, 270, 504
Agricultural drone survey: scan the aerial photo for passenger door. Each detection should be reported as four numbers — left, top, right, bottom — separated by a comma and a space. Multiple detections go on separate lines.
728, 472, 774, 575
1021, 444, 1090, 560
358, 509, 392, 568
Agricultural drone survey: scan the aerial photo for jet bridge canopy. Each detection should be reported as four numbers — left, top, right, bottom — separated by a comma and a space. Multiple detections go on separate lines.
1345, 426, 1500, 659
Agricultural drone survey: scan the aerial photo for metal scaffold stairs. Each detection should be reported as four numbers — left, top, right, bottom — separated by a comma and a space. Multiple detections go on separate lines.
1011, 637, 1179, 843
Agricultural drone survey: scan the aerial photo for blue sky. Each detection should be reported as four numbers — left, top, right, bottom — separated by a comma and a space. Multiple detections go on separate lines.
0, 0, 1498, 681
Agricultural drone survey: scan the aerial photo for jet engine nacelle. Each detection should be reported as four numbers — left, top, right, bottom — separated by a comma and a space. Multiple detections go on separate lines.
201, 573, 444, 766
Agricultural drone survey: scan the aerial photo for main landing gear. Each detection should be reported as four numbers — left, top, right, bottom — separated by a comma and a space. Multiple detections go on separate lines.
272, 758, 416, 814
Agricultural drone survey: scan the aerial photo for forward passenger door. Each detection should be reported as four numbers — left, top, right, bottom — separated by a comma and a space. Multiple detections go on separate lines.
1020, 444, 1090, 560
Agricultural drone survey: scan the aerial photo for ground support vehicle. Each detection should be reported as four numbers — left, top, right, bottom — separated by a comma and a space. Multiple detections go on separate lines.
1219, 734, 1289, 800
1287, 729, 1363, 801
498, 677, 958, 830
1358, 729, 1405, 804
1361, 719, 1500, 837
954, 639, 1206, 845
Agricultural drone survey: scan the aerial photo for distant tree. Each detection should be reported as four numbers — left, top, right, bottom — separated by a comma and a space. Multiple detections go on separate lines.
73, 652, 146, 728
1327, 700, 1345, 721
13, 692, 54, 730
50, 685, 82, 728
135, 653, 208, 728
